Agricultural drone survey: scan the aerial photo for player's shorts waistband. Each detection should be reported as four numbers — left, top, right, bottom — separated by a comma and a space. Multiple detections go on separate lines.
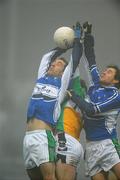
25, 129, 50, 135
86, 139, 112, 146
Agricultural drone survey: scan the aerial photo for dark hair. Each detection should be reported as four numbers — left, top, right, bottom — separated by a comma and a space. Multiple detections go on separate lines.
49, 57, 68, 72
107, 65, 120, 89
59, 57, 68, 69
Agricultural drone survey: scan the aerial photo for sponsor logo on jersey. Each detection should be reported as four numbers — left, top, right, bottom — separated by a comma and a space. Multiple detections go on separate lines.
32, 83, 59, 99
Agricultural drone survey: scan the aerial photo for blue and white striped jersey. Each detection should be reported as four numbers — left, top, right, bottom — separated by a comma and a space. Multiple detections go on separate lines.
83, 64, 120, 141
27, 40, 82, 126
27, 48, 73, 126
70, 34, 120, 141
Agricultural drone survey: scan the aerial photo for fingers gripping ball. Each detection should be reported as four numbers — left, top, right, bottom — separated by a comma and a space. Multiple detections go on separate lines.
54, 26, 75, 49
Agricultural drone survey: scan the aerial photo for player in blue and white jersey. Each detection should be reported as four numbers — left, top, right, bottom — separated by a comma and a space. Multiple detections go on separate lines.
23, 30, 83, 180
67, 22, 120, 180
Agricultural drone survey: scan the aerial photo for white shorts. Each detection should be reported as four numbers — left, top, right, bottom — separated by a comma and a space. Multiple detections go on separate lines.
23, 130, 56, 169
85, 139, 120, 177
56, 132, 84, 167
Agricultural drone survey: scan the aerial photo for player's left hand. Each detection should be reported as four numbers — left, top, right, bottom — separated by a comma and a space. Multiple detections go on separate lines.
83, 21, 92, 34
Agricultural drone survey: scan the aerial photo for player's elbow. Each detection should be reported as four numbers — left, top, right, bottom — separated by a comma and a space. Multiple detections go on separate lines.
84, 104, 96, 115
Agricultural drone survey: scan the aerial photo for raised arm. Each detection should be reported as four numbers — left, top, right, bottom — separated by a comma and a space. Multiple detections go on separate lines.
58, 22, 83, 104
68, 22, 83, 90
83, 22, 100, 86
72, 39, 83, 75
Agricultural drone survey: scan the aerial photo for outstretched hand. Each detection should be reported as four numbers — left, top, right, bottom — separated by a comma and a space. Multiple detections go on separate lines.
83, 21, 92, 34
73, 21, 82, 39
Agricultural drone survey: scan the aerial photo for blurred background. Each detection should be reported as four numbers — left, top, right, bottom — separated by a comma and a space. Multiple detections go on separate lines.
0, 0, 120, 179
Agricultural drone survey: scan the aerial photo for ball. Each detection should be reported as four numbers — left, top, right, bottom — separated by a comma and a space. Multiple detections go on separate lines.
53, 26, 75, 49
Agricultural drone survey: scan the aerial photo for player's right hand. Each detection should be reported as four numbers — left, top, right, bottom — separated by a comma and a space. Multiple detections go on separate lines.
73, 21, 82, 39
